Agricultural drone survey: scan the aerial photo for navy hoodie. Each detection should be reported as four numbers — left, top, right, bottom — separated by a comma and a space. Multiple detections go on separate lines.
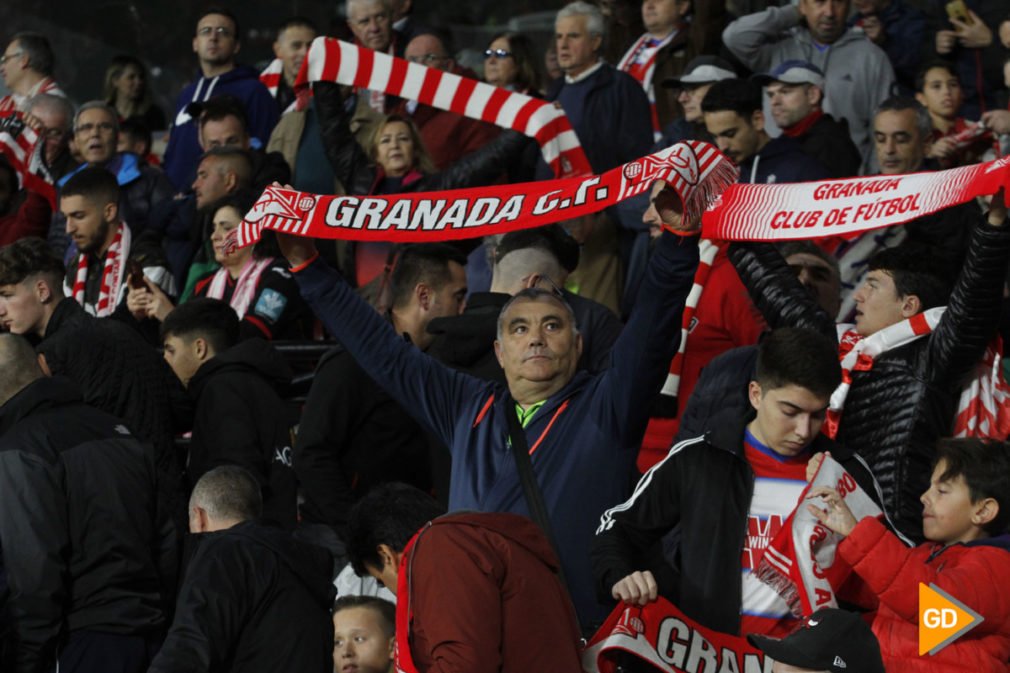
737, 134, 832, 185
162, 65, 279, 190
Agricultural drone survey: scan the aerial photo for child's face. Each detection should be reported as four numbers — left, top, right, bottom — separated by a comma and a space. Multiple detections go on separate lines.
920, 460, 986, 545
333, 607, 394, 673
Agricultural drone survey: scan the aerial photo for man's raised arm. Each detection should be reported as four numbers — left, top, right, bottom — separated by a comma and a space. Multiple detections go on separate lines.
278, 234, 485, 447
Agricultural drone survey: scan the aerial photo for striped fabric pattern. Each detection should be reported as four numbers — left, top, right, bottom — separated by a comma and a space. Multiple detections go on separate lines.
293, 37, 592, 179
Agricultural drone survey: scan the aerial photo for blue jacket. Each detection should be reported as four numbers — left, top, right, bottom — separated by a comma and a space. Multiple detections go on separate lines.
162, 66, 279, 190
294, 231, 699, 624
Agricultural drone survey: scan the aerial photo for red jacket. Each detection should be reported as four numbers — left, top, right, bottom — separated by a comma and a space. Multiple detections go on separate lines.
639, 249, 765, 470
838, 516, 1010, 672
403, 512, 582, 673
0, 190, 51, 247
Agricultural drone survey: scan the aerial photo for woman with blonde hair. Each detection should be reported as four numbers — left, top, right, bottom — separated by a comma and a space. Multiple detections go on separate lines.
317, 83, 530, 289
104, 55, 166, 130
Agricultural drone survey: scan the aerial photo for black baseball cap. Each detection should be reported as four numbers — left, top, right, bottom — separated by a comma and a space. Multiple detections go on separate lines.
661, 55, 737, 89
747, 609, 885, 673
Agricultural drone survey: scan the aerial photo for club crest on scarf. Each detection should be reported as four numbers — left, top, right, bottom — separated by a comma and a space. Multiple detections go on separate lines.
244, 186, 316, 224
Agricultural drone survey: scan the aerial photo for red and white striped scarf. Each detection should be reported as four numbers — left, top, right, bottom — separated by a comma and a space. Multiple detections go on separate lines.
259, 59, 301, 115
237, 147, 1010, 252
259, 58, 284, 98
0, 111, 56, 209
826, 307, 1010, 440
659, 238, 719, 399
293, 37, 592, 179
617, 30, 677, 140
755, 456, 885, 618
0, 77, 63, 114
73, 222, 130, 317
206, 256, 274, 318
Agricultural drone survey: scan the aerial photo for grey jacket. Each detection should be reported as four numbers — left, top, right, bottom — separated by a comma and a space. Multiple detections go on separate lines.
723, 5, 895, 171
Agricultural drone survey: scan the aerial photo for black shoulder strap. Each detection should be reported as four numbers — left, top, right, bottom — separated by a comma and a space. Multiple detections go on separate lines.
505, 405, 571, 594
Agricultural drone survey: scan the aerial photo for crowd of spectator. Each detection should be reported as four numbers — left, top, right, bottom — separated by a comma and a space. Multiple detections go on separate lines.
1, 0, 1010, 671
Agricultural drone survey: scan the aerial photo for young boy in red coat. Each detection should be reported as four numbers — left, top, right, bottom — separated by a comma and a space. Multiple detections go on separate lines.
807, 438, 1010, 672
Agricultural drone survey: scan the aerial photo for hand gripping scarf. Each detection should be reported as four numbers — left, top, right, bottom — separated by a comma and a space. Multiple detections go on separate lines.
73, 221, 130, 318
291, 36, 592, 179
754, 456, 884, 619
827, 308, 1010, 440
0, 111, 57, 209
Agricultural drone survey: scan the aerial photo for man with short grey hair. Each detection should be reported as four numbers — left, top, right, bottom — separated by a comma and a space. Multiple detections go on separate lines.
24, 93, 74, 181
150, 464, 335, 673
0, 32, 64, 114
544, 1, 655, 315
547, 1, 652, 175
53, 101, 174, 246
346, 0, 403, 117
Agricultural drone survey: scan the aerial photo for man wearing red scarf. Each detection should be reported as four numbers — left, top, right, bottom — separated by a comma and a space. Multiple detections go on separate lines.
755, 60, 862, 179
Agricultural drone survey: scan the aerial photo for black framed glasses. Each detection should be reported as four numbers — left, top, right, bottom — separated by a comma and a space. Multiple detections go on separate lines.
484, 49, 513, 59
0, 51, 23, 65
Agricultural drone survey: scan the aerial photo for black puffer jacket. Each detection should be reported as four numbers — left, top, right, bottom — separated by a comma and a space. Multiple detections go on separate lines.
0, 377, 173, 672
149, 520, 335, 673
727, 217, 1010, 541
37, 299, 190, 481
187, 339, 298, 530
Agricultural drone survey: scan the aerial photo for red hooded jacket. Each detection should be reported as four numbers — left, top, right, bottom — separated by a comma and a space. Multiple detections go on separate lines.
838, 516, 1010, 672
400, 512, 583, 673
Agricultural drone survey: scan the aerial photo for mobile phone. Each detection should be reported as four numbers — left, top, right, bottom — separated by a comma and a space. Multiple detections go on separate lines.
126, 259, 146, 290
945, 0, 973, 26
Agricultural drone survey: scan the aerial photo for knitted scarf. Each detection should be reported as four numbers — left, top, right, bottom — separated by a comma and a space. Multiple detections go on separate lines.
206, 256, 274, 318
0, 111, 56, 208
292, 36, 592, 179
239, 150, 1010, 248
73, 222, 130, 317
754, 455, 883, 618
826, 308, 1010, 440
617, 29, 678, 140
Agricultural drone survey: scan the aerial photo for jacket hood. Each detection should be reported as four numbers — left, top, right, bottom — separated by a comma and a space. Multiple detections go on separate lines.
216, 520, 335, 608
190, 338, 292, 394
0, 376, 83, 436
58, 152, 144, 189
966, 533, 1010, 553
428, 512, 562, 572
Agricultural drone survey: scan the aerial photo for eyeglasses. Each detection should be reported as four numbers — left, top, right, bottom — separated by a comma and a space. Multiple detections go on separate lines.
0, 51, 23, 65
41, 127, 68, 140
76, 122, 116, 135
197, 26, 234, 38
407, 53, 445, 65
484, 49, 513, 59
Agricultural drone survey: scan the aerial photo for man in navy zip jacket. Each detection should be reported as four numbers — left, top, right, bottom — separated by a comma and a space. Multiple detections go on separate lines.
277, 204, 699, 627
162, 8, 278, 190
